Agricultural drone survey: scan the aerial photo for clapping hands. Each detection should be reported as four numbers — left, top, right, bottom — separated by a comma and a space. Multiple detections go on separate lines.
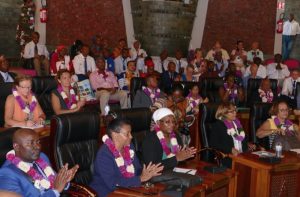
176, 146, 197, 162
140, 162, 164, 182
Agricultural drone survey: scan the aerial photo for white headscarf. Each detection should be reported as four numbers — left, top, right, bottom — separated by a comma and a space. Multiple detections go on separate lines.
152, 108, 174, 124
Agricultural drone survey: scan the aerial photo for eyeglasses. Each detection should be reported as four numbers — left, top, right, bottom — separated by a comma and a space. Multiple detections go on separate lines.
120, 131, 132, 138
18, 85, 32, 90
279, 109, 289, 113
227, 109, 237, 114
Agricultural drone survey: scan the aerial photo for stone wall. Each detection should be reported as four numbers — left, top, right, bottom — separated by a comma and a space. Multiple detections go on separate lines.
202, 0, 277, 56
0, 0, 22, 57
285, 0, 300, 60
46, 0, 126, 49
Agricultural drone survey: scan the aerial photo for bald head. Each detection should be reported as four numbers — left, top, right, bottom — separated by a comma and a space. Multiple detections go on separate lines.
0, 191, 21, 197
13, 128, 41, 163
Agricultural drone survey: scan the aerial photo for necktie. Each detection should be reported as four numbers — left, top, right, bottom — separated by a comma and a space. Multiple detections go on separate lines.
34, 44, 38, 56
178, 60, 181, 69
32, 162, 46, 178
170, 73, 173, 81
84, 57, 88, 74
292, 80, 297, 98
5, 73, 9, 82
122, 58, 126, 71
161, 61, 165, 73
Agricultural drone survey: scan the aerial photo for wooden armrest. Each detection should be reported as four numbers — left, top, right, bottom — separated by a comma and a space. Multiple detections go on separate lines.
62, 182, 97, 197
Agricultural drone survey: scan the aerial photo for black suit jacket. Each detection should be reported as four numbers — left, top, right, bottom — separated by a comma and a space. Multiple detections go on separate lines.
0, 72, 16, 84
160, 71, 178, 93
142, 131, 183, 171
209, 119, 248, 168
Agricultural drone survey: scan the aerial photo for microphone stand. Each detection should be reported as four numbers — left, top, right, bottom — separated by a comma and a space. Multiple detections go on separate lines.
198, 147, 228, 173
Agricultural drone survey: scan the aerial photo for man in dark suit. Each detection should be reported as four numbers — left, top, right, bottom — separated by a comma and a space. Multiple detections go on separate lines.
0, 128, 79, 197
160, 61, 178, 93
0, 55, 16, 84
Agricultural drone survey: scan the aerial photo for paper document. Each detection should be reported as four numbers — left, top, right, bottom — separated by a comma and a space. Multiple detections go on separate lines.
173, 167, 197, 175
12, 125, 44, 129
252, 151, 275, 157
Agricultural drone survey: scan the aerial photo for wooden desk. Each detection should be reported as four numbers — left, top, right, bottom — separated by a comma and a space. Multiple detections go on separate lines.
110, 160, 237, 197
231, 151, 300, 197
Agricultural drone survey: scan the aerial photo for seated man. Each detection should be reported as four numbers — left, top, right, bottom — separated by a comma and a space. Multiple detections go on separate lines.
160, 61, 178, 93
89, 57, 128, 116
205, 41, 230, 61
247, 41, 264, 64
173, 49, 188, 74
267, 54, 290, 88
23, 32, 49, 76
73, 44, 96, 81
130, 40, 147, 60
117, 60, 139, 92
133, 75, 165, 109
213, 51, 228, 78
243, 57, 266, 80
152, 49, 170, 73
0, 55, 16, 83
281, 68, 300, 108
242, 62, 261, 88
114, 48, 130, 75
0, 128, 79, 197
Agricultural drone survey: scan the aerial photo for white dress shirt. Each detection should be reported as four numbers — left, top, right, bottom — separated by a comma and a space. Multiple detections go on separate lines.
283, 20, 300, 36
0, 71, 14, 82
267, 63, 290, 80
172, 58, 188, 73
152, 56, 172, 73
244, 64, 267, 79
114, 56, 131, 75
56, 56, 72, 71
205, 49, 230, 61
130, 47, 147, 60
23, 41, 49, 59
247, 50, 264, 62
73, 53, 96, 75
136, 58, 146, 73
281, 77, 300, 98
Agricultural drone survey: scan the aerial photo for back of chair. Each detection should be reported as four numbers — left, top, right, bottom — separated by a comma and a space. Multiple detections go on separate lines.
204, 77, 224, 103
114, 108, 151, 160
130, 77, 146, 104
199, 103, 219, 162
50, 111, 100, 185
250, 103, 272, 149
0, 82, 14, 127
32, 76, 57, 119
247, 78, 278, 105
173, 81, 206, 97
0, 127, 19, 166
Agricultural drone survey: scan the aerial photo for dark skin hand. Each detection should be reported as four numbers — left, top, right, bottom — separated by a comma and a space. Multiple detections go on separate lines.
53, 163, 79, 193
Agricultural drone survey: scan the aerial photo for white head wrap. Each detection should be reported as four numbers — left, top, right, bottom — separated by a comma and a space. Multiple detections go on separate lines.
152, 108, 174, 123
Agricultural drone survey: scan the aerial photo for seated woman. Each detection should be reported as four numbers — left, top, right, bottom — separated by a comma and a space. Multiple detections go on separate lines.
4, 75, 45, 127
186, 84, 209, 115
251, 78, 274, 104
90, 118, 163, 197
142, 108, 197, 170
179, 64, 198, 82
257, 101, 300, 150
209, 102, 251, 168
219, 74, 244, 106
51, 69, 85, 115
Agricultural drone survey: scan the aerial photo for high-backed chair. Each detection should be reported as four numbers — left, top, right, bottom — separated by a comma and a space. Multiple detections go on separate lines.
250, 103, 272, 150
0, 127, 20, 166
32, 76, 57, 119
0, 82, 14, 127
130, 77, 146, 104
114, 108, 152, 160
247, 78, 278, 105
199, 103, 219, 162
173, 81, 206, 97
50, 111, 100, 185
204, 77, 224, 103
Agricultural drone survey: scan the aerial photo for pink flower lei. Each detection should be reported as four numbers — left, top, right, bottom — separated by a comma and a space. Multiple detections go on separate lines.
186, 92, 202, 109
258, 88, 273, 103
224, 82, 238, 101
142, 86, 161, 103
222, 118, 245, 141
154, 125, 179, 158
57, 84, 78, 109
272, 116, 295, 136
12, 88, 37, 114
6, 150, 55, 190
102, 135, 135, 178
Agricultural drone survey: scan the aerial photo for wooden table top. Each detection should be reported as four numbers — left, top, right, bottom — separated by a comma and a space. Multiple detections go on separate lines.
230, 151, 300, 171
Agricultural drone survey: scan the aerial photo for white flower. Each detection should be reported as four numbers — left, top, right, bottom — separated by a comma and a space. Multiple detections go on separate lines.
31, 96, 37, 102
126, 165, 134, 173
227, 128, 235, 136
234, 89, 238, 94
70, 104, 77, 109
34, 180, 41, 189
170, 138, 178, 146
129, 150, 135, 158
70, 89, 75, 95
167, 153, 175, 158
157, 89, 160, 93
240, 131, 245, 137
44, 166, 54, 176
23, 107, 30, 114
18, 161, 30, 172
75, 96, 79, 101
156, 131, 164, 139
150, 94, 155, 99
102, 135, 109, 143
115, 157, 125, 166
40, 179, 50, 189
12, 90, 18, 97
288, 125, 294, 131
262, 97, 267, 103
61, 92, 67, 99
21, 13, 25, 16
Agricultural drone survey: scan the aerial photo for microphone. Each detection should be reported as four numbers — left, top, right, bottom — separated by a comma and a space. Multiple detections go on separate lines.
197, 147, 228, 173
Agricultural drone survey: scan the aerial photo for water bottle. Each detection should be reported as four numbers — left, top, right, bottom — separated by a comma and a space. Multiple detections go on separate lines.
275, 142, 282, 158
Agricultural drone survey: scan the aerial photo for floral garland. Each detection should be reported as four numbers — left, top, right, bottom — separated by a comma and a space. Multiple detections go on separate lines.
57, 84, 78, 109
98, 70, 108, 80
102, 135, 135, 178
186, 93, 201, 109
258, 88, 273, 103
142, 86, 160, 103
224, 82, 238, 101
6, 150, 55, 190
272, 116, 294, 136
12, 88, 37, 114
222, 118, 245, 141
154, 125, 179, 158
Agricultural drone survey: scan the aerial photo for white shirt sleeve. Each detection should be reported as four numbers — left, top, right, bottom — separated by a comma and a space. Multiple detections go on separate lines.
73, 55, 82, 74
90, 57, 96, 72
23, 42, 33, 59
281, 78, 290, 96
